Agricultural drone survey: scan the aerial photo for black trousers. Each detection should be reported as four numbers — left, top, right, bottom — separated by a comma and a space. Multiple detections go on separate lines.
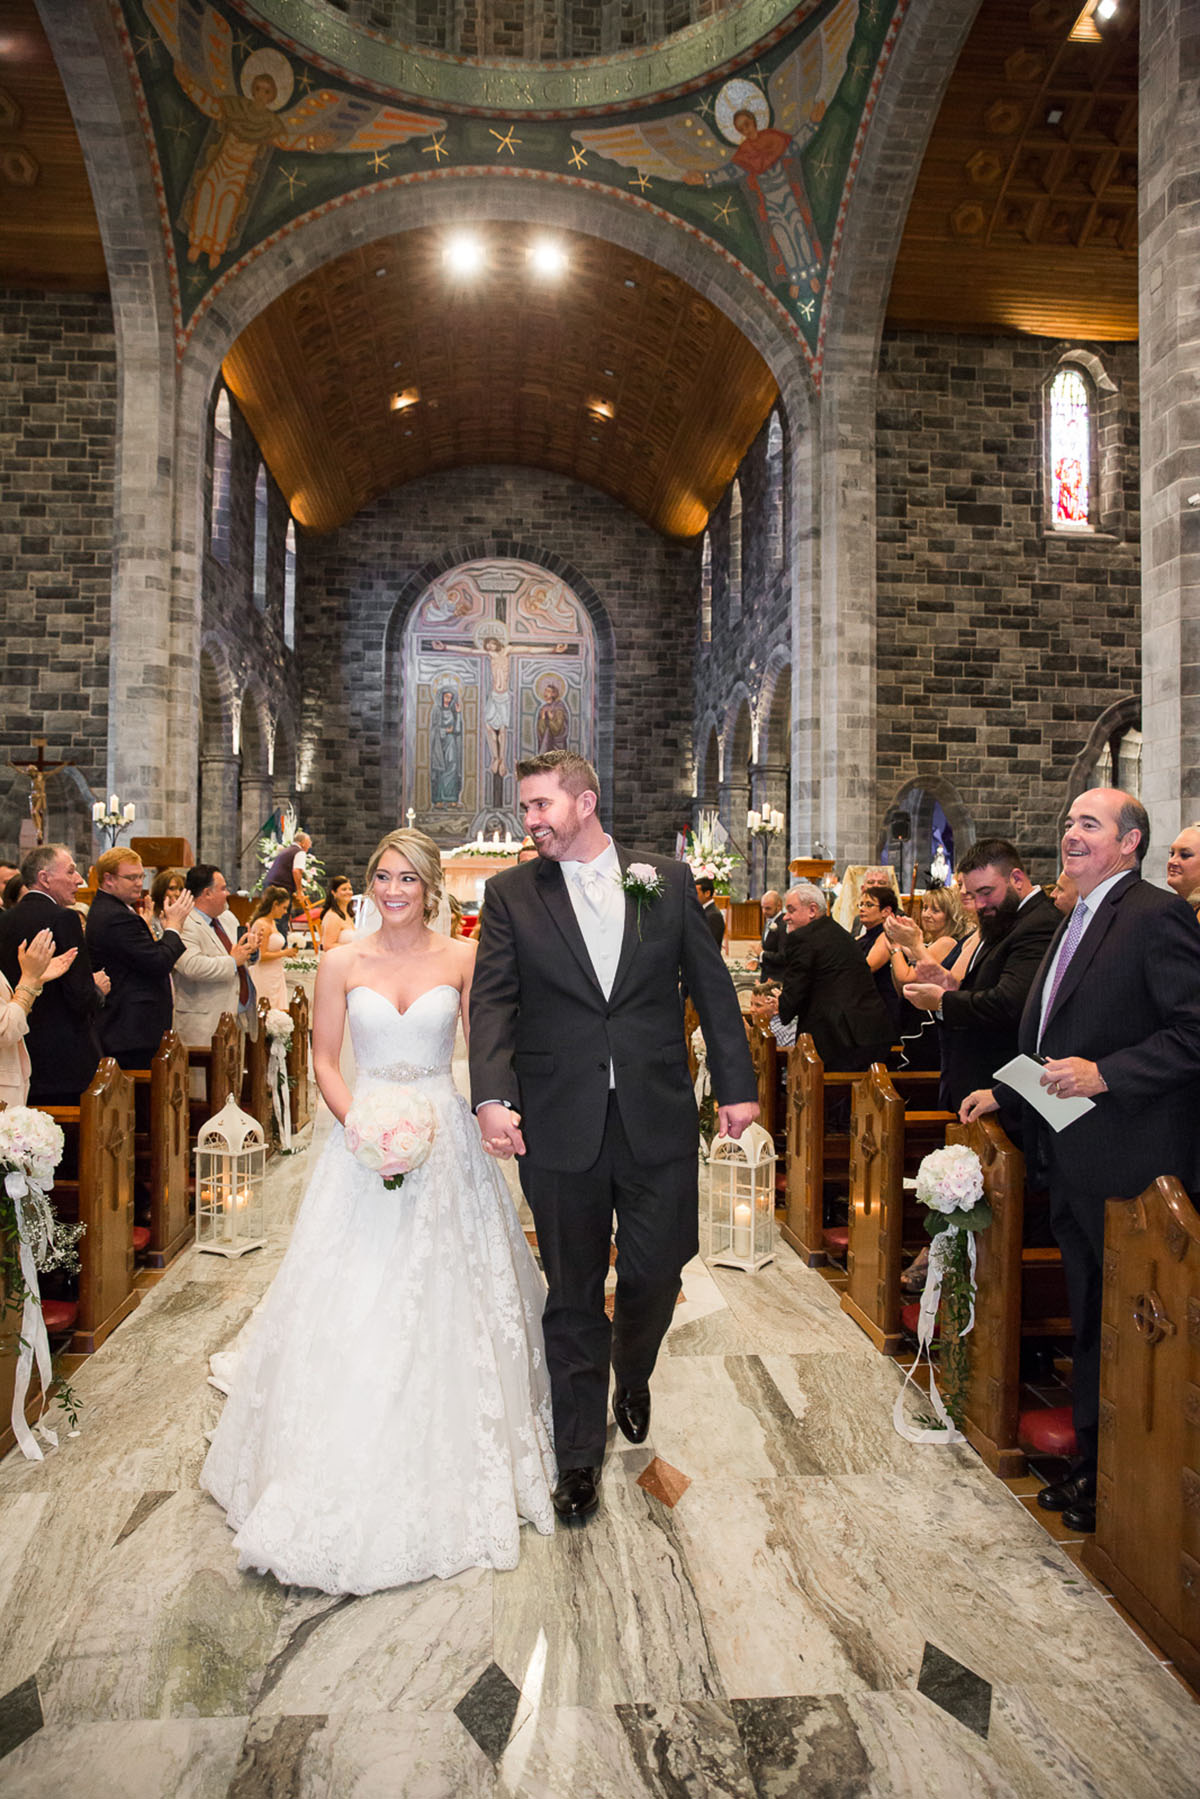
1048, 1175, 1107, 1473
519, 1092, 698, 1470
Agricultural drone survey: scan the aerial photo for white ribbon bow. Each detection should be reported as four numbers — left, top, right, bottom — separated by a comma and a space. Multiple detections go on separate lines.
268, 1037, 292, 1152
8, 1172, 59, 1462
892, 1225, 978, 1447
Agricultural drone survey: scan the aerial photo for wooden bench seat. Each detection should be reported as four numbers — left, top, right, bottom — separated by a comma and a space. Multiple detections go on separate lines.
39, 1058, 138, 1354
127, 1031, 191, 1270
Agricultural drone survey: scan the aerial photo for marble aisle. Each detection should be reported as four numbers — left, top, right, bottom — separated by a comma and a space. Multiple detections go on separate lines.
0, 1049, 1196, 1797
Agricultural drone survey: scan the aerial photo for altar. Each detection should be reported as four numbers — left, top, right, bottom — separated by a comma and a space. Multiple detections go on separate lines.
441, 834, 523, 906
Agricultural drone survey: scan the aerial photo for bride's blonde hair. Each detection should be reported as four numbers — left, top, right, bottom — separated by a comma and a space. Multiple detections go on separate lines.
365, 828, 443, 924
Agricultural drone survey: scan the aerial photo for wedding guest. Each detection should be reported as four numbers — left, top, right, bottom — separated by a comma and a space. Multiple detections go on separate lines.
3, 873, 25, 910
85, 847, 193, 1070
517, 836, 539, 865
148, 866, 187, 940
1165, 823, 1200, 913
0, 927, 79, 1105
759, 890, 788, 980
1050, 868, 1079, 917
0, 862, 19, 897
0, 845, 103, 1103
173, 865, 255, 1080
320, 876, 357, 951
246, 885, 291, 1011
884, 886, 973, 1070
695, 876, 725, 950
262, 831, 312, 925
856, 884, 903, 1033
762, 882, 892, 1069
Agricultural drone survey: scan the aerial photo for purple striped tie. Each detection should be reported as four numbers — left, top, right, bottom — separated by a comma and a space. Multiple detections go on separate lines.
1042, 902, 1088, 1024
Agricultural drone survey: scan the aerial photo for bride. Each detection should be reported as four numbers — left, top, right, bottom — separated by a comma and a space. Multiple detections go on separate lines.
201, 828, 556, 1593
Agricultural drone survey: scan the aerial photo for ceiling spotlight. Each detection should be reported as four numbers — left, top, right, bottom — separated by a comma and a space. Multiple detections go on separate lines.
444, 233, 485, 276
390, 387, 420, 412
587, 396, 615, 421
1095, 0, 1117, 15
374, 267, 388, 278
602, 368, 615, 377
1045, 105, 1065, 126
529, 239, 568, 277
623, 278, 637, 289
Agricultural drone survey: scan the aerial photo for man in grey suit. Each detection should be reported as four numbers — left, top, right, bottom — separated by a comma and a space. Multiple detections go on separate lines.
962, 789, 1200, 1532
470, 752, 757, 1522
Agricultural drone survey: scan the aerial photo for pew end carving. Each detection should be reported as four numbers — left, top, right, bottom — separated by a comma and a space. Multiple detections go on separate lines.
41, 1058, 139, 1354
130, 1032, 191, 1270
288, 988, 313, 1134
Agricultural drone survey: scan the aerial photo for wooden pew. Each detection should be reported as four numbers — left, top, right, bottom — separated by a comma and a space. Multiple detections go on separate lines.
1084, 1176, 1200, 1692
288, 987, 313, 1134
781, 1036, 942, 1266
41, 1059, 139, 1354
744, 1016, 780, 1143
944, 1117, 1071, 1475
241, 999, 274, 1149
187, 1012, 244, 1134
840, 1063, 955, 1354
129, 1032, 191, 1270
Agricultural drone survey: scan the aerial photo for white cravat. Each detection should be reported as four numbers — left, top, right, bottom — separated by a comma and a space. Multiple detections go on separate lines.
560, 839, 623, 1000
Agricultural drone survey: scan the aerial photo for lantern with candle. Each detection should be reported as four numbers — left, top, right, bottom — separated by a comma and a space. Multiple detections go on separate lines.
195, 1096, 267, 1257
703, 1122, 776, 1272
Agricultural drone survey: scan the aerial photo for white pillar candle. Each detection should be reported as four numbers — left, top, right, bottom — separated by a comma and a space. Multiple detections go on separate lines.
733, 1200, 752, 1257
92, 800, 104, 822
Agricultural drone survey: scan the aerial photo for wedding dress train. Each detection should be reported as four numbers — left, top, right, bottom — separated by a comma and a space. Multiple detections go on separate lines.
201, 983, 556, 1594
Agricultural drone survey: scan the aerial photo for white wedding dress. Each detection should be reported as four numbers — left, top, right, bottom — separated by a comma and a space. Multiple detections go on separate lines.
201, 983, 557, 1594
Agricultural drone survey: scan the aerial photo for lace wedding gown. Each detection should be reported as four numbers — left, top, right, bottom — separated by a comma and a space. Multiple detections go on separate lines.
201, 983, 557, 1593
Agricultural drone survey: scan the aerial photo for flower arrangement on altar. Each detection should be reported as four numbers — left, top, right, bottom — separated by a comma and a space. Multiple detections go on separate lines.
683, 809, 741, 894
447, 831, 523, 859
893, 1143, 992, 1444
344, 1090, 437, 1191
284, 949, 319, 974
0, 1107, 82, 1460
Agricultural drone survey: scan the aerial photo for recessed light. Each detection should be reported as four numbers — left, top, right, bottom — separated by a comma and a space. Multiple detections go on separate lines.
392, 359, 403, 369
623, 278, 637, 289
528, 238, 568, 277
587, 396, 615, 421
390, 387, 420, 412
444, 233, 485, 275
1045, 105, 1064, 126
603, 368, 615, 377
1096, 0, 1117, 16
375, 267, 387, 278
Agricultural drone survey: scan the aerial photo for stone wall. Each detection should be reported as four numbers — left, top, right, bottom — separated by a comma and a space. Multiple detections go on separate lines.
294, 464, 697, 874
0, 290, 117, 862
875, 330, 1141, 878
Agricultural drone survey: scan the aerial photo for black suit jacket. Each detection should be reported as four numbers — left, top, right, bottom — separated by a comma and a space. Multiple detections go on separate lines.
759, 914, 788, 980
85, 887, 185, 1062
939, 888, 1058, 1109
701, 901, 725, 950
469, 847, 755, 1172
776, 913, 893, 1069
998, 872, 1200, 1200
0, 891, 99, 1102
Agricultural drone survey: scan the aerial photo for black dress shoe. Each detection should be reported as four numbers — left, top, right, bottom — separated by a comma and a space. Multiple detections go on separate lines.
1037, 1469, 1097, 1512
612, 1385, 650, 1444
1061, 1500, 1096, 1533
552, 1466, 601, 1520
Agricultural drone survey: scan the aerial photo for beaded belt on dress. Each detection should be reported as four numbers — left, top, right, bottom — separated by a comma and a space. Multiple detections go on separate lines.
360, 1060, 445, 1081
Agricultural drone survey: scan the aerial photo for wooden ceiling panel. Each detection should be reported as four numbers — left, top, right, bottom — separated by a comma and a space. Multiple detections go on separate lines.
887, 0, 1138, 339
223, 225, 778, 539
0, 1, 106, 291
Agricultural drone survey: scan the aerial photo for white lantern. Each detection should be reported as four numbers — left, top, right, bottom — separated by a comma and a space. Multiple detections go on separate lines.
704, 1122, 776, 1272
195, 1096, 267, 1257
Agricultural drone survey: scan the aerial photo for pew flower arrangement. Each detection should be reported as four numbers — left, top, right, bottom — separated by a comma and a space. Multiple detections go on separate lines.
264, 1008, 295, 1152
0, 1107, 82, 1461
344, 1090, 437, 1191
893, 1143, 991, 1446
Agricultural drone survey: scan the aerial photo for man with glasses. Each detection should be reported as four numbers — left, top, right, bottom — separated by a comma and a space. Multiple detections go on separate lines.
85, 847, 193, 1070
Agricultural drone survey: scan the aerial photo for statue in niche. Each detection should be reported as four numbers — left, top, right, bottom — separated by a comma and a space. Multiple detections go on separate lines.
145, 1, 445, 270
428, 686, 464, 807
536, 680, 571, 755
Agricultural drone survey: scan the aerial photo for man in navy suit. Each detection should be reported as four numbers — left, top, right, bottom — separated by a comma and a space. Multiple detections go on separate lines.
962, 789, 1200, 1532
85, 847, 193, 1069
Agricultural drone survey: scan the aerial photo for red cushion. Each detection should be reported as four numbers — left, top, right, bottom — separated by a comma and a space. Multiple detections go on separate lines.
822, 1225, 849, 1255
41, 1299, 78, 1334
132, 1226, 151, 1253
900, 1299, 940, 1339
1019, 1404, 1077, 1458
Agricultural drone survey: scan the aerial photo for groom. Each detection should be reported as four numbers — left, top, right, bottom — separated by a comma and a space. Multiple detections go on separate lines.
470, 751, 758, 1521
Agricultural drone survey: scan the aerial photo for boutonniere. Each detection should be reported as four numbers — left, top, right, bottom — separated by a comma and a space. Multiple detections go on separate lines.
621, 863, 664, 939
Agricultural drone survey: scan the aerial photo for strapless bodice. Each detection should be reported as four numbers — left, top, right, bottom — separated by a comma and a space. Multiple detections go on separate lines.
346, 983, 459, 1082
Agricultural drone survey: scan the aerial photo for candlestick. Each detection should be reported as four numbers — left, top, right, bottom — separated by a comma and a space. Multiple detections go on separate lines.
406, 807, 415, 829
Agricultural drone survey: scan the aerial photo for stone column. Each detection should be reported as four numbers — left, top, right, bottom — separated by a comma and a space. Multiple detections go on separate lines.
239, 777, 274, 890
718, 777, 752, 899
199, 754, 239, 877
1140, 0, 1200, 860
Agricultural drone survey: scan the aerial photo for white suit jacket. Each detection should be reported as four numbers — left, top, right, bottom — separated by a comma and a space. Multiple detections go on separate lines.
172, 908, 242, 1050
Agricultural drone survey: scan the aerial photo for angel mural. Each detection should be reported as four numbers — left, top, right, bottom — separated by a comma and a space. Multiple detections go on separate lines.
570, 0, 857, 299
145, 0, 446, 269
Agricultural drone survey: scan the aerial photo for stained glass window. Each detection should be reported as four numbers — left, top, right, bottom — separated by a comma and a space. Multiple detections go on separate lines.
252, 464, 268, 611
283, 519, 296, 649
766, 411, 784, 572
1050, 367, 1091, 528
729, 481, 743, 618
700, 531, 712, 644
210, 389, 232, 562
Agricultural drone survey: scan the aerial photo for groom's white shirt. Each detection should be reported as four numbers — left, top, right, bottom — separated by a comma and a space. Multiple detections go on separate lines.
559, 835, 623, 1086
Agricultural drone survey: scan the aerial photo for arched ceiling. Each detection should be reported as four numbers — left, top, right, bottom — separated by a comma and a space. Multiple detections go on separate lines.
222, 224, 779, 539
887, 0, 1138, 338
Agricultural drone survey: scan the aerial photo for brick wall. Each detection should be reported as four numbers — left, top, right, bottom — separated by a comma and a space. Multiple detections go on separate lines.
0, 290, 116, 862
294, 464, 697, 874
875, 330, 1141, 876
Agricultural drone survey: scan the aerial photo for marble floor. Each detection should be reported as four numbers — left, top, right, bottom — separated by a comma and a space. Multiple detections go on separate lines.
0, 1066, 1197, 1797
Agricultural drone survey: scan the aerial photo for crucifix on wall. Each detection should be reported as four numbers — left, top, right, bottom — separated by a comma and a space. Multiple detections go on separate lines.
8, 739, 74, 846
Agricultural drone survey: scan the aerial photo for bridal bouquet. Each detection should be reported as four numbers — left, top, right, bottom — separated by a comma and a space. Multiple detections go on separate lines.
344, 1089, 437, 1191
